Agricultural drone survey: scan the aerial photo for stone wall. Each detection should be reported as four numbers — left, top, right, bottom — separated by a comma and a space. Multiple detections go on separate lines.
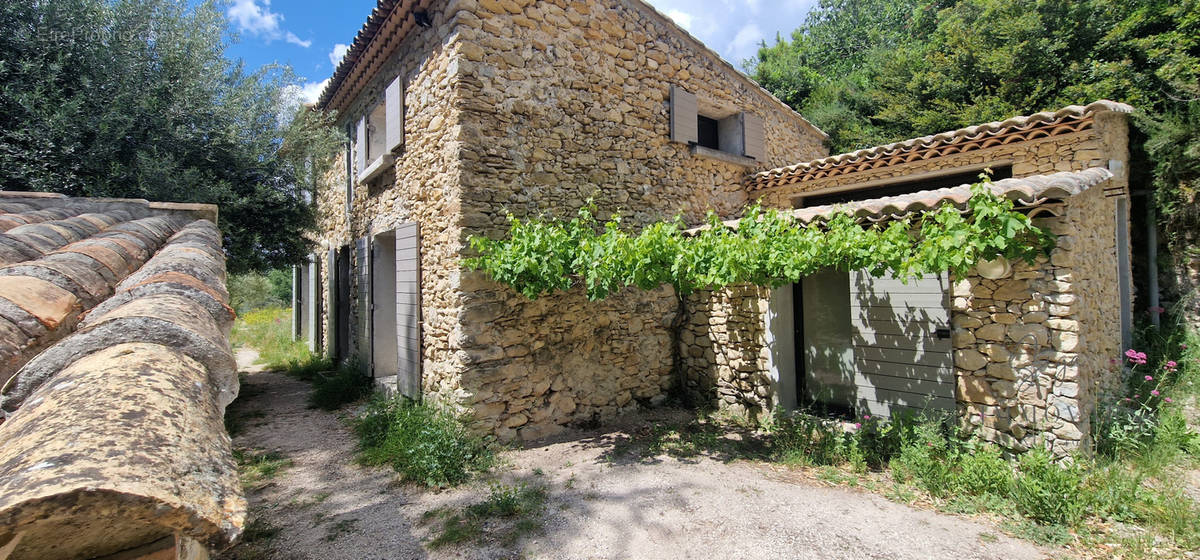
448, 0, 824, 440
952, 184, 1122, 455
312, 0, 827, 440
679, 285, 776, 417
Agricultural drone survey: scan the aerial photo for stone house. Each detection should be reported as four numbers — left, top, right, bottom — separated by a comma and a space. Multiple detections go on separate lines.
687, 101, 1133, 454
303, 0, 1132, 453
0, 192, 241, 558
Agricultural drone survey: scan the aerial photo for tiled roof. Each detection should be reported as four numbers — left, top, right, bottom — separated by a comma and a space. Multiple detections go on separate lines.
688, 168, 1113, 234
0, 192, 243, 558
317, 0, 429, 112
789, 168, 1113, 225
750, 101, 1132, 191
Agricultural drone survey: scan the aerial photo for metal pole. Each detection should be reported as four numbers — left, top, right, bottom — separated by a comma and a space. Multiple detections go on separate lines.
1148, 196, 1160, 327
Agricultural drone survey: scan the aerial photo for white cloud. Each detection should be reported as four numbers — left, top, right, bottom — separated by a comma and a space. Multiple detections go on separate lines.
285, 32, 311, 48
227, 0, 311, 48
726, 23, 763, 59
329, 43, 350, 67
298, 79, 329, 104
665, 9, 694, 31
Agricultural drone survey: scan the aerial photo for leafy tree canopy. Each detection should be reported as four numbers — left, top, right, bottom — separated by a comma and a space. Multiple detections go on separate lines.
0, 0, 341, 273
749, 0, 1200, 246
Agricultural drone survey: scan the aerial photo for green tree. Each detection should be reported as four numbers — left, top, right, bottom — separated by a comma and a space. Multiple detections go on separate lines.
749, 0, 1200, 245
0, 0, 341, 272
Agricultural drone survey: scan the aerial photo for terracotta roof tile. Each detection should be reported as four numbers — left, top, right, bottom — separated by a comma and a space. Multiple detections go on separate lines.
789, 168, 1114, 225
0, 275, 80, 330
750, 101, 1132, 191
0, 192, 236, 558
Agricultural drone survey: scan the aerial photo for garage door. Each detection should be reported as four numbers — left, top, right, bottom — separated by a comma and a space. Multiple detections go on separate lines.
849, 271, 954, 417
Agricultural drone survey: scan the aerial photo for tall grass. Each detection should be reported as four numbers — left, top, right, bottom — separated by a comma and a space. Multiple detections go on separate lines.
230, 306, 315, 369
231, 307, 372, 410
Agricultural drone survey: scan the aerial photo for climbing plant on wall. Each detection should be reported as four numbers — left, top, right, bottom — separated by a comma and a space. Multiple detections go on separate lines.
465, 179, 1055, 300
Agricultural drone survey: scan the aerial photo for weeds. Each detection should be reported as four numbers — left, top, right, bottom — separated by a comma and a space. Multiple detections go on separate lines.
425, 483, 547, 548
235, 449, 292, 487
230, 307, 314, 368
354, 395, 495, 487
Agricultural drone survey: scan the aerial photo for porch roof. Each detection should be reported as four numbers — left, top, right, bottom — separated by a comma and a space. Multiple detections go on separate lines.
787, 167, 1114, 225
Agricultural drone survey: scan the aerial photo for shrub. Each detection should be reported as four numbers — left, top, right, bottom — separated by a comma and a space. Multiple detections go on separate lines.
354, 396, 495, 487
772, 412, 850, 466
890, 420, 958, 497
230, 307, 314, 369
1013, 449, 1087, 526
308, 363, 373, 410
953, 443, 1014, 497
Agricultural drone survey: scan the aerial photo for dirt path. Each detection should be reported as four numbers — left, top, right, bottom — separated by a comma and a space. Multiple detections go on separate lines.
222, 358, 1051, 560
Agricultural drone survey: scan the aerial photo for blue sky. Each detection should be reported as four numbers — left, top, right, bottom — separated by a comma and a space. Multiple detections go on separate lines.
222, 0, 818, 103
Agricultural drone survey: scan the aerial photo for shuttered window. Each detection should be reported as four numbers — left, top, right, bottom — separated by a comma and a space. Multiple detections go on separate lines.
385, 76, 404, 153
669, 84, 766, 164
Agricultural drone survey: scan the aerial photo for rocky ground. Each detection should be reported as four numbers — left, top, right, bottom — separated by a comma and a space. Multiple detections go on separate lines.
220, 354, 1050, 560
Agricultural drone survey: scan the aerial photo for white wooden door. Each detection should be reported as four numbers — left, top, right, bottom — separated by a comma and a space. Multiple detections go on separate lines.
395, 223, 421, 399
849, 271, 954, 417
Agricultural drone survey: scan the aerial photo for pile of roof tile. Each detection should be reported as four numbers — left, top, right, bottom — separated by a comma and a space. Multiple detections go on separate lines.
0, 192, 244, 559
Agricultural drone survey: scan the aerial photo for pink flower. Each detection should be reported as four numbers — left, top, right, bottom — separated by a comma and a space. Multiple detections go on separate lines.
1165, 397, 1174, 403
1145, 375, 1154, 381
854, 423, 862, 429
1165, 360, 1178, 371
1125, 349, 1148, 365
863, 415, 871, 420
1150, 306, 1166, 314
1123, 397, 1132, 403
1151, 390, 1161, 396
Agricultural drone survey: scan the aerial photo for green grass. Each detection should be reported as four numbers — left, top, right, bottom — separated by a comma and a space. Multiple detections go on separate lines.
231, 306, 316, 369
354, 395, 496, 488
231, 307, 373, 410
307, 361, 373, 410
235, 448, 293, 487
424, 483, 548, 549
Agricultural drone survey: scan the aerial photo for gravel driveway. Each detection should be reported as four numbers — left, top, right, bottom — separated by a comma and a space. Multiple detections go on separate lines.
221, 356, 1049, 560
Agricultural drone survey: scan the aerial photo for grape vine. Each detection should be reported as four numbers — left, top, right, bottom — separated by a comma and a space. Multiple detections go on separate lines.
465, 180, 1055, 301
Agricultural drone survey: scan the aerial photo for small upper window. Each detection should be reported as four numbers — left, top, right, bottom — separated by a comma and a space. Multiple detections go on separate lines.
366, 100, 387, 162
670, 85, 765, 165
697, 116, 720, 150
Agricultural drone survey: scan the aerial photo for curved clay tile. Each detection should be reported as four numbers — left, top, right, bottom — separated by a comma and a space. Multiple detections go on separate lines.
2, 294, 237, 414
0, 342, 244, 558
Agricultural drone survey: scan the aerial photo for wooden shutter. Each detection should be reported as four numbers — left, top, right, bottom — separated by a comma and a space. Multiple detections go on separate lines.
743, 112, 765, 160
355, 236, 371, 373
325, 248, 337, 359
385, 76, 404, 153
307, 256, 322, 352
395, 223, 422, 399
355, 117, 368, 176
669, 85, 698, 144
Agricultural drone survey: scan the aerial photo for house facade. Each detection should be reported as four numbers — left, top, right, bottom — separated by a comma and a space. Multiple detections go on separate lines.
304, 0, 1132, 453
304, 0, 825, 441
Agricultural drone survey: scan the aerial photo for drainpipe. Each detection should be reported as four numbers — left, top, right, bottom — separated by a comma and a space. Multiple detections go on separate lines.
1147, 197, 1160, 327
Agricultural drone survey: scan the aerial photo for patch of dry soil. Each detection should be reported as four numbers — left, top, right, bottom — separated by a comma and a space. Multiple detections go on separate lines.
221, 358, 1051, 560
